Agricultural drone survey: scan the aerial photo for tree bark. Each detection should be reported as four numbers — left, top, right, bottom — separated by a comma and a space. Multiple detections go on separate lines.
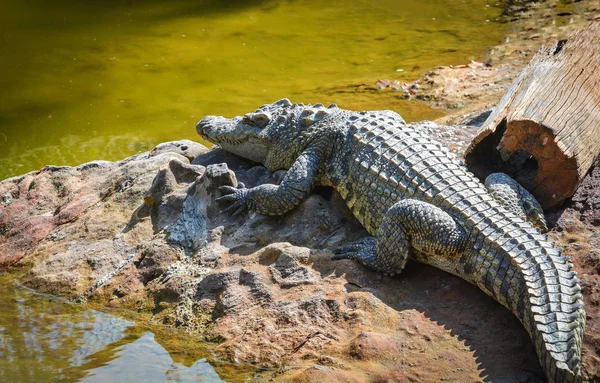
465, 22, 600, 209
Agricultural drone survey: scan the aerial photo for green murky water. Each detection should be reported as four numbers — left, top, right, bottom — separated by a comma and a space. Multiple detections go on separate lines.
0, 0, 507, 181
0, 2, 507, 379
0, 273, 256, 382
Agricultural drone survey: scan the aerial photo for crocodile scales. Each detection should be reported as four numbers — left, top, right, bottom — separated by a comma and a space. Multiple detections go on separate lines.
196, 98, 585, 382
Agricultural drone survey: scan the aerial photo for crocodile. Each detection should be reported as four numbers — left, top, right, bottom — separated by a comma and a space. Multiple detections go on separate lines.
196, 98, 585, 382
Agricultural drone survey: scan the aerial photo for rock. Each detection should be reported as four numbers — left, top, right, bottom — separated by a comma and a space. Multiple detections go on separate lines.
258, 242, 310, 265
141, 158, 207, 241
150, 140, 208, 162
546, 155, 600, 379
281, 365, 363, 383
349, 331, 403, 360
205, 162, 238, 190
2, 143, 599, 381
137, 242, 180, 284
259, 243, 316, 288
0, 140, 205, 272
568, 156, 600, 226
143, 158, 205, 207
270, 254, 316, 288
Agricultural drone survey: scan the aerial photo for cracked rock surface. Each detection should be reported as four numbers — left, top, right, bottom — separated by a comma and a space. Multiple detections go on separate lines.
1, 139, 600, 381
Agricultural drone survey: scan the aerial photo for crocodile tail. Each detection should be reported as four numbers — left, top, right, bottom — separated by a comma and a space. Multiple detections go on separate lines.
466, 222, 585, 382
514, 242, 585, 382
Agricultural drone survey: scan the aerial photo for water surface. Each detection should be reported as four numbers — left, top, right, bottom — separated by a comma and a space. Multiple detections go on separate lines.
0, 273, 250, 382
0, 0, 507, 180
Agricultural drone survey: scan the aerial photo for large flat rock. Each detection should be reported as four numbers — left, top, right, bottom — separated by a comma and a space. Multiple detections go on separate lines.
2, 137, 599, 381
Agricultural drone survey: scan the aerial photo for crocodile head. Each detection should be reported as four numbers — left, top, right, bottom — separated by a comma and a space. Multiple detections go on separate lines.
197, 98, 337, 169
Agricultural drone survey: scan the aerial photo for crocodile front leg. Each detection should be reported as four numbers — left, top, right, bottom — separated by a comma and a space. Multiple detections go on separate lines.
217, 145, 326, 216
332, 199, 467, 276
485, 172, 548, 232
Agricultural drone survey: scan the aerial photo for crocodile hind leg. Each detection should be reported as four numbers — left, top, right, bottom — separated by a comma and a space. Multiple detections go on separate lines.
332, 199, 467, 276
484, 172, 548, 232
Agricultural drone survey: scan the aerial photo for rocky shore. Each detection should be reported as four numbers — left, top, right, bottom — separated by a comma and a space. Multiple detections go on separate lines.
1, 124, 599, 381
399, 0, 600, 127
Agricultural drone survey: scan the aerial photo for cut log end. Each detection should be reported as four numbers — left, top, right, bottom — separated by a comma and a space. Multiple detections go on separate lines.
465, 118, 579, 209
465, 22, 600, 209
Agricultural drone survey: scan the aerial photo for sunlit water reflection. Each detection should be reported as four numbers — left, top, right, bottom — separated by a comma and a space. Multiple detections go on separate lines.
0, 0, 507, 180
0, 274, 226, 383
0, 1, 510, 379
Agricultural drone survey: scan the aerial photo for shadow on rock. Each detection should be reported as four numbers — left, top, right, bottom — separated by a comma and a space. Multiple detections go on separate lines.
141, 147, 546, 382
5, 142, 592, 382
309, 252, 544, 382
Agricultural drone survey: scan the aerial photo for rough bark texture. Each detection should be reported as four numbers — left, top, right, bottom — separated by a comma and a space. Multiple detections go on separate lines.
465, 22, 600, 209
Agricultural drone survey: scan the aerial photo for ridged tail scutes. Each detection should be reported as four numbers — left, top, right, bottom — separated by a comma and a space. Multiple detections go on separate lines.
465, 220, 586, 383
514, 239, 585, 382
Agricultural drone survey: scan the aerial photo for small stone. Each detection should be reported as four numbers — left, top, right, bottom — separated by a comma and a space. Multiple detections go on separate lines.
206, 163, 237, 189
2, 193, 12, 205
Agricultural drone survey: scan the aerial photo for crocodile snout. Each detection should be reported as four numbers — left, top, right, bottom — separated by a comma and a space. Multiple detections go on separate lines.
196, 116, 214, 138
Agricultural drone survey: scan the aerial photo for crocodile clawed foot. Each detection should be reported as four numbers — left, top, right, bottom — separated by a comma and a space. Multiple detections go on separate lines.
216, 185, 251, 217
331, 237, 378, 270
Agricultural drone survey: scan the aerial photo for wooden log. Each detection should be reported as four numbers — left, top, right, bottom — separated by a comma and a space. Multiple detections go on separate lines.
464, 22, 600, 209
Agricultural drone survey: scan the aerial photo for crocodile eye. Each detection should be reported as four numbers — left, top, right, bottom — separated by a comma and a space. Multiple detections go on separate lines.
244, 112, 271, 128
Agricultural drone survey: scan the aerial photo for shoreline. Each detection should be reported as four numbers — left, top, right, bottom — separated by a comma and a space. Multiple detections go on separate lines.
408, 0, 599, 127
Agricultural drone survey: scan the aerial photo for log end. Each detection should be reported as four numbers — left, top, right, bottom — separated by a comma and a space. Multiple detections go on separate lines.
465, 118, 579, 209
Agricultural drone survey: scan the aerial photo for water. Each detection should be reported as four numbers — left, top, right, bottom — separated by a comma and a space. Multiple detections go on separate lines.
0, 1, 508, 380
0, 0, 506, 181
0, 273, 251, 382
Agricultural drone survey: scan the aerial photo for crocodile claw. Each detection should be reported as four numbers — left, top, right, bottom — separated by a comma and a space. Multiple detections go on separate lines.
216, 185, 250, 216
331, 237, 378, 267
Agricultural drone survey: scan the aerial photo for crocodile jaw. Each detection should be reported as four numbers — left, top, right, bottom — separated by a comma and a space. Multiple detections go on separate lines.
197, 115, 269, 164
